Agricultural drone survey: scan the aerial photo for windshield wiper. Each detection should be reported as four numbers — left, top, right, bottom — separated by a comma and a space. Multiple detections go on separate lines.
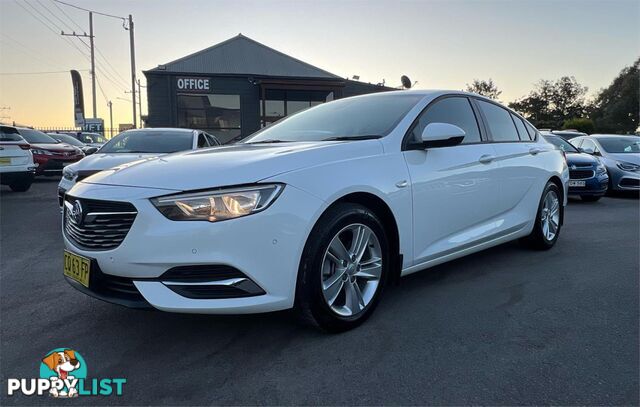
322, 135, 382, 141
246, 139, 289, 144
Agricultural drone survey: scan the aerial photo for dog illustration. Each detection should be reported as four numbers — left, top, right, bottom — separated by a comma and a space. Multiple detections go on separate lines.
41, 349, 81, 397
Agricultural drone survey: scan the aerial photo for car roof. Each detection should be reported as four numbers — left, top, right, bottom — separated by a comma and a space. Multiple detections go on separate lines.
122, 127, 196, 134
589, 134, 640, 138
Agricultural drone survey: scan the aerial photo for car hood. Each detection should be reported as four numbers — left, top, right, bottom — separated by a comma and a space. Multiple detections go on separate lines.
32, 142, 76, 152
605, 153, 640, 165
74, 153, 160, 172
83, 140, 384, 191
566, 152, 599, 165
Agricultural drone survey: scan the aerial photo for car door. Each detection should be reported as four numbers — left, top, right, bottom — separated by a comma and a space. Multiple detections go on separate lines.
403, 96, 501, 264
474, 99, 545, 228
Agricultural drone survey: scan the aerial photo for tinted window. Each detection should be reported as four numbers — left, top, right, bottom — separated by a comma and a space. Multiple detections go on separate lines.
18, 128, 59, 144
50, 134, 84, 146
245, 94, 423, 143
0, 126, 25, 142
511, 114, 529, 141
477, 100, 520, 142
99, 130, 194, 154
197, 133, 208, 148
596, 136, 640, 153
409, 97, 481, 144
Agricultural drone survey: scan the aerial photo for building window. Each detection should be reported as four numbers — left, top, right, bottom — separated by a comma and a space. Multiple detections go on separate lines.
177, 94, 241, 144
260, 89, 333, 127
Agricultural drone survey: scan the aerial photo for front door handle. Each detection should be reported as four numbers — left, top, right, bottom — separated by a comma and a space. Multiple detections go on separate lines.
478, 154, 496, 164
529, 147, 543, 155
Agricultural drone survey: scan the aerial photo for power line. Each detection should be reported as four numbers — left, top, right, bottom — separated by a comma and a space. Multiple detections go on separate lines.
0, 70, 89, 75
52, 0, 126, 21
95, 77, 110, 104
36, 0, 77, 35
49, 0, 85, 32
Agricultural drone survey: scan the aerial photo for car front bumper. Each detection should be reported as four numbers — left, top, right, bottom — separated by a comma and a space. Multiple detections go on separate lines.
568, 172, 609, 196
62, 182, 325, 314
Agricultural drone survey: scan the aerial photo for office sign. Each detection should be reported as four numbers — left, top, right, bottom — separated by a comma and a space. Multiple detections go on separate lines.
176, 77, 211, 92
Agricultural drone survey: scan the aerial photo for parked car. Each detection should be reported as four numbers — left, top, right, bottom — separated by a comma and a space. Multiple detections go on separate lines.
17, 128, 84, 176
61, 91, 568, 332
0, 125, 36, 192
550, 130, 588, 141
62, 131, 108, 148
58, 128, 221, 206
48, 133, 98, 156
542, 133, 608, 201
571, 134, 640, 191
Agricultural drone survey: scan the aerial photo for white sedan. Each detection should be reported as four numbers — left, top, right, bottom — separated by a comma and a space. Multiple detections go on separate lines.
58, 128, 221, 206
62, 90, 568, 332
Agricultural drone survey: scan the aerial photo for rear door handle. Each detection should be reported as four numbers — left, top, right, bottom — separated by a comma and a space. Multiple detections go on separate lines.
529, 147, 543, 155
478, 154, 496, 164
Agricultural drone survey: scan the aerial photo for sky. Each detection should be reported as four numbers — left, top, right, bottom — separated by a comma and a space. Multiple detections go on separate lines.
0, 0, 638, 129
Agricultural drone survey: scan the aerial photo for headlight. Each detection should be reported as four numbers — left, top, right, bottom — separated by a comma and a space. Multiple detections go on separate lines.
151, 184, 283, 222
31, 149, 53, 155
62, 166, 77, 181
616, 161, 640, 171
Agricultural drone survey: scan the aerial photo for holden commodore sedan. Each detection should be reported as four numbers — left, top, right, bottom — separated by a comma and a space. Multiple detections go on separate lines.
62, 90, 568, 332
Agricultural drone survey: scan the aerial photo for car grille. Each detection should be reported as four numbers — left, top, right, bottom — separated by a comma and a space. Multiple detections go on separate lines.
569, 169, 594, 180
64, 196, 137, 250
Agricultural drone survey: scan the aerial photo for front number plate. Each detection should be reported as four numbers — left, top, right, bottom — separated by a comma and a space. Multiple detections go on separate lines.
63, 250, 91, 288
0, 157, 10, 166
569, 180, 586, 187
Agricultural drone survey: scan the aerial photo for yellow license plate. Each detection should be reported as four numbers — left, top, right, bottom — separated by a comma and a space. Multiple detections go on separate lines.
63, 250, 91, 288
0, 157, 10, 165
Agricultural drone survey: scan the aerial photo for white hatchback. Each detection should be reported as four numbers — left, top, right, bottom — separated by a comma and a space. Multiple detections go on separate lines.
62, 90, 568, 331
0, 125, 36, 192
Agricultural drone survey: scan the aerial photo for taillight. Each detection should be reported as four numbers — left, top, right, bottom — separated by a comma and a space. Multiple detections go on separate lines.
19, 144, 31, 150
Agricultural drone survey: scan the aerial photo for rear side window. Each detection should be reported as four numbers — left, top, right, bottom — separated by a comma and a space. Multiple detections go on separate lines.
477, 100, 520, 142
410, 97, 481, 144
511, 114, 530, 141
0, 126, 24, 142
525, 122, 538, 140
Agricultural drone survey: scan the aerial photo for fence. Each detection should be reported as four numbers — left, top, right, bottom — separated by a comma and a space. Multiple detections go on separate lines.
35, 127, 121, 140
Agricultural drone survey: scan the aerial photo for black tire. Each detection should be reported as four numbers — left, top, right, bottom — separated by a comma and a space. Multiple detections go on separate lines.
9, 181, 32, 192
581, 195, 601, 202
295, 203, 390, 333
521, 181, 562, 250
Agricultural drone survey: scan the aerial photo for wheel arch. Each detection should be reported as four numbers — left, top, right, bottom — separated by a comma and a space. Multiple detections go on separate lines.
548, 175, 565, 225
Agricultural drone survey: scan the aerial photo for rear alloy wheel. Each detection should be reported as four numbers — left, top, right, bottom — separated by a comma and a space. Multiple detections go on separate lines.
521, 181, 562, 250
296, 203, 389, 332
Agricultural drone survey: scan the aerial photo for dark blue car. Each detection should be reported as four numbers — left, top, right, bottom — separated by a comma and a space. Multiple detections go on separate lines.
543, 134, 609, 202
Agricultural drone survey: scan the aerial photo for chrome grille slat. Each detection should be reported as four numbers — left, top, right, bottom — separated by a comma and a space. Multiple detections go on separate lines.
64, 197, 137, 251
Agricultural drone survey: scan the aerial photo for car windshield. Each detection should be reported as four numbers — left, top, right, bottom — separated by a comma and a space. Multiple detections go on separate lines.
596, 136, 640, 153
544, 135, 579, 153
51, 134, 84, 146
244, 93, 423, 143
98, 130, 193, 154
18, 128, 59, 144
82, 133, 106, 143
0, 126, 25, 142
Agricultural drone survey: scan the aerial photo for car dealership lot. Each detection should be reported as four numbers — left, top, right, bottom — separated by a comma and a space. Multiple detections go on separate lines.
1, 180, 638, 405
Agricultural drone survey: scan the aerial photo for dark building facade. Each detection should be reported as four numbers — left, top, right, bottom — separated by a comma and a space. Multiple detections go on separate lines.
144, 34, 393, 143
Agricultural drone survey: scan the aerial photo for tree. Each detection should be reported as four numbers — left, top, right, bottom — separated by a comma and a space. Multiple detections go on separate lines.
465, 79, 502, 101
562, 118, 594, 134
509, 76, 589, 129
590, 58, 639, 134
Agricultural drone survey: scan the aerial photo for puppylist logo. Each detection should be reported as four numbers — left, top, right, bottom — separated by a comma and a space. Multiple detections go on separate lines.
6, 348, 126, 398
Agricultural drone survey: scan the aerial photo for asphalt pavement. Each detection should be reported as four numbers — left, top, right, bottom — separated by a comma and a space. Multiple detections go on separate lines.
1, 178, 638, 405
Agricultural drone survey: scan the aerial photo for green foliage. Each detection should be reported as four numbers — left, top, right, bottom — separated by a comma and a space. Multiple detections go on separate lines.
465, 79, 502, 101
508, 76, 588, 129
589, 58, 639, 134
562, 118, 594, 134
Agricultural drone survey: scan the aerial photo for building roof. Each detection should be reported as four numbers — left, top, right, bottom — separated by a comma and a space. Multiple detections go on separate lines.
147, 34, 341, 79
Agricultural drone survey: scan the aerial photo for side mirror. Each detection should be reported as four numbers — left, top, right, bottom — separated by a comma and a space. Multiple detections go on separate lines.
419, 123, 466, 148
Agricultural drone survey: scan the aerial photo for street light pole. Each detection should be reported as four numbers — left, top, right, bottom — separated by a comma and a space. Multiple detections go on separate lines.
128, 14, 137, 128
89, 12, 96, 118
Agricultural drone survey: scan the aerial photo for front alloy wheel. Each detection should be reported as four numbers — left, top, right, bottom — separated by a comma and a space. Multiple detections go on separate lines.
296, 203, 389, 332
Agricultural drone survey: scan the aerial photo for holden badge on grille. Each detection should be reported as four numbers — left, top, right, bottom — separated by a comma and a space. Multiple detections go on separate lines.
71, 200, 83, 225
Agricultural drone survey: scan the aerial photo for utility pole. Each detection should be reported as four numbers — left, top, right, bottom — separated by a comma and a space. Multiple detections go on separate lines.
127, 14, 137, 128
61, 14, 96, 118
107, 101, 113, 138
137, 79, 144, 127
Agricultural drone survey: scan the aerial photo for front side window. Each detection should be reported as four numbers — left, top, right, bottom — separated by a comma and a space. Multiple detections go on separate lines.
477, 100, 520, 142
409, 97, 481, 144
99, 130, 194, 154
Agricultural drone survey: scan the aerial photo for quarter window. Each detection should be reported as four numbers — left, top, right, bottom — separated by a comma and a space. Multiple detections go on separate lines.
511, 114, 530, 141
525, 122, 538, 140
477, 100, 520, 142
409, 97, 481, 144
